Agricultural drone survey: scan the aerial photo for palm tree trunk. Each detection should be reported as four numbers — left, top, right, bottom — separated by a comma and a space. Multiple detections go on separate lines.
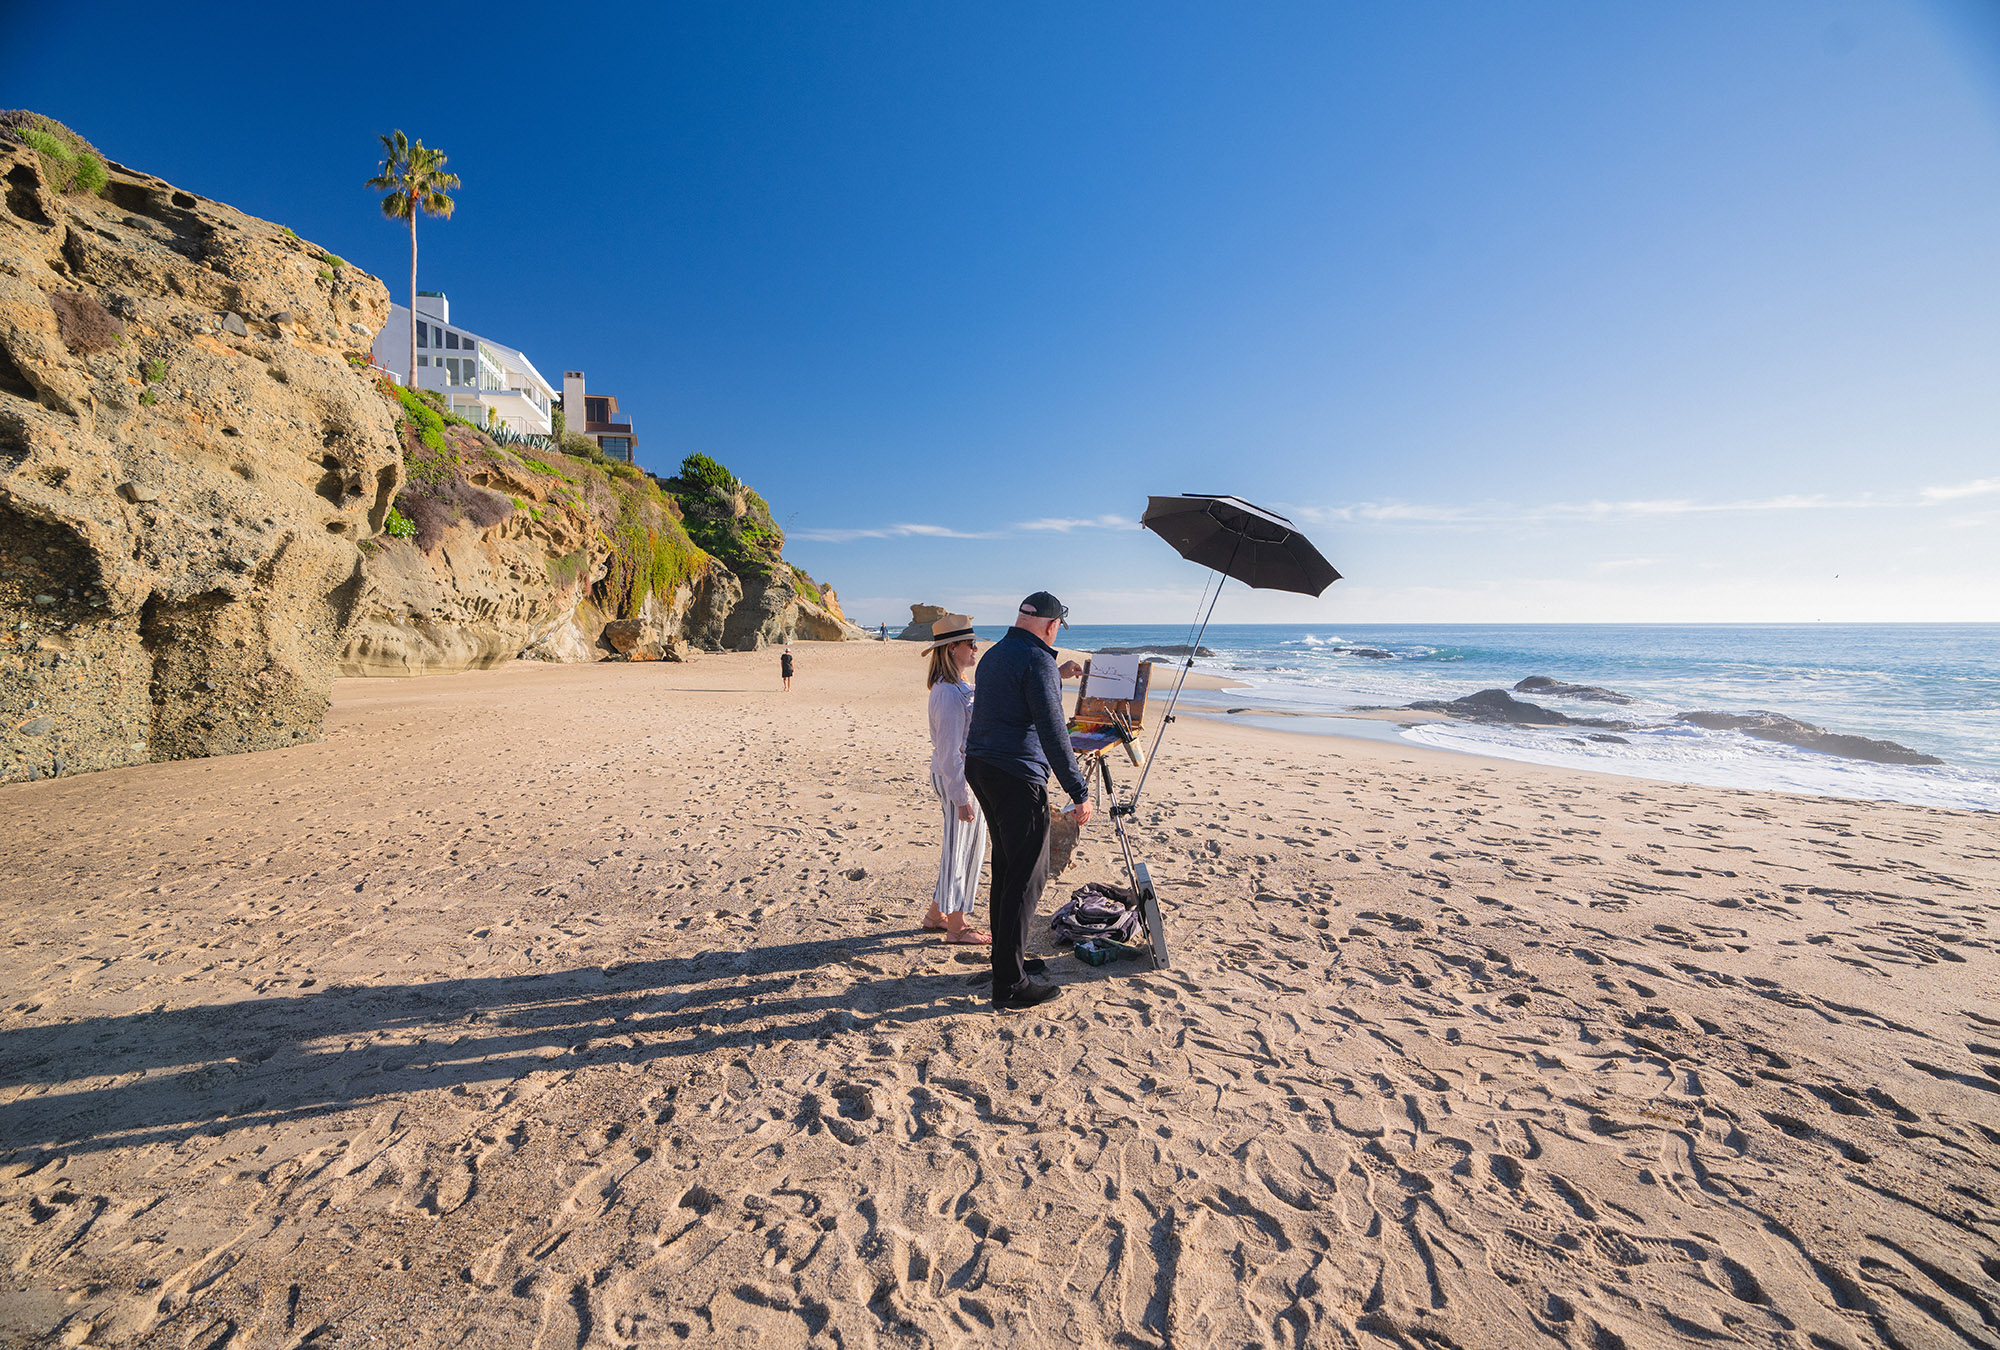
407, 211, 418, 389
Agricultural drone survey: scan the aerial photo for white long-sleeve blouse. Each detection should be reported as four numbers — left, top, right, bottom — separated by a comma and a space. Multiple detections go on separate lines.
927, 679, 975, 809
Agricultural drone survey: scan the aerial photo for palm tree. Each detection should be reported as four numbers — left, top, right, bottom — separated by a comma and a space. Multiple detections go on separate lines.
366, 131, 460, 389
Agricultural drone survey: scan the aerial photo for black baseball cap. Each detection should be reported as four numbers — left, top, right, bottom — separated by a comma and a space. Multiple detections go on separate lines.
1019, 591, 1069, 627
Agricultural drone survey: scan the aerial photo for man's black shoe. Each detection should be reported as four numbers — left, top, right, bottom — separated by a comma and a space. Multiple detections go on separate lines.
992, 980, 1062, 1011
1023, 957, 1047, 974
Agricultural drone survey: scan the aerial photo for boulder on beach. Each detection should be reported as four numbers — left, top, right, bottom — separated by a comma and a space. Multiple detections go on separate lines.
1514, 675, 1634, 704
1675, 711, 1943, 766
896, 604, 949, 640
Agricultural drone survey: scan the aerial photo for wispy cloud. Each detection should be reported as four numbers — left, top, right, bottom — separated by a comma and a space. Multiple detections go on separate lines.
1014, 514, 1136, 533
788, 522, 1000, 543
1289, 484, 1990, 528
1920, 477, 2000, 503
797, 480, 1992, 544
791, 514, 1133, 543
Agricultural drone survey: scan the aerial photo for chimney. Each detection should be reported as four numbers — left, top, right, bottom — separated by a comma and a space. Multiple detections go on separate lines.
563, 371, 586, 436
415, 291, 448, 323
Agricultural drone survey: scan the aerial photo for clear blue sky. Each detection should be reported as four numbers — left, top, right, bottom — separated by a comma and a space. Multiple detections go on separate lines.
11, 2, 1999, 625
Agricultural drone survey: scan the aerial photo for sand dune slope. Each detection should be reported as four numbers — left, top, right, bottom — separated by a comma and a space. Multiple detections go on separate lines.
1, 644, 1996, 1348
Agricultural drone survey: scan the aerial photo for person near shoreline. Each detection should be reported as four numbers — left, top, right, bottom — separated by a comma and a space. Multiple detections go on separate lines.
920, 613, 991, 945
964, 592, 1091, 1010
780, 643, 794, 691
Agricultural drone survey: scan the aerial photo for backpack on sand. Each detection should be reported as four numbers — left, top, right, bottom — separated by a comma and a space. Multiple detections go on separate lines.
1049, 881, 1142, 945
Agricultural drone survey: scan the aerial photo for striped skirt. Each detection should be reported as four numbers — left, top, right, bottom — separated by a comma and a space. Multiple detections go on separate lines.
931, 772, 988, 916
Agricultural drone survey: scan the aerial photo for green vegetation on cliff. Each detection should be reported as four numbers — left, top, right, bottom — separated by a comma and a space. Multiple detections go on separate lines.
0, 112, 108, 196
663, 453, 784, 580
604, 485, 709, 620
374, 376, 708, 620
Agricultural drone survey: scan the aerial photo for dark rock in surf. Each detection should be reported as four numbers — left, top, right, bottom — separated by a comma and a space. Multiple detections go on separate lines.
1514, 676, 1634, 704
1406, 689, 1576, 726
1406, 688, 1639, 732
1674, 711, 1943, 766
1342, 647, 1393, 659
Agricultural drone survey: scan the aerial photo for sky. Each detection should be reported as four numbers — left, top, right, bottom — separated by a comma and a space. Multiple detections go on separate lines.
8, 1, 1999, 626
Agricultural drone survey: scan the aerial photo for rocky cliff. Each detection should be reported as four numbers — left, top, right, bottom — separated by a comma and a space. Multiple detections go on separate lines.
0, 123, 399, 785
335, 421, 866, 675
0, 116, 858, 785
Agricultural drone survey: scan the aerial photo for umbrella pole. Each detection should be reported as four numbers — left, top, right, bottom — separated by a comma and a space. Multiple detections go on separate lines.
1123, 565, 1229, 816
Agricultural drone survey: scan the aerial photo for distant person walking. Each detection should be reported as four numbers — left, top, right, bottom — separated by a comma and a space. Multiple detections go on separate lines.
780, 644, 794, 691
920, 614, 990, 945
965, 592, 1090, 1010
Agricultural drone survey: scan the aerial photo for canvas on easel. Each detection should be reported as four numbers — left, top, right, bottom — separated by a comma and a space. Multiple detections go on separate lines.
1069, 657, 1152, 766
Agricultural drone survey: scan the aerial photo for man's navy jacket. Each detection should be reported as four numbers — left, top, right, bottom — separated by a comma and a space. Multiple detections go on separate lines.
965, 626, 1089, 803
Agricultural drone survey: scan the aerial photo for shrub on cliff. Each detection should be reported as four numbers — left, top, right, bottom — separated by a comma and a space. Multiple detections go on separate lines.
0, 112, 108, 195
663, 453, 785, 578
557, 430, 609, 466
398, 473, 514, 552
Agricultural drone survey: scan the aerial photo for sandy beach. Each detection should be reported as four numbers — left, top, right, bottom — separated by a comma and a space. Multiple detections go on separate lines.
2, 640, 1996, 1349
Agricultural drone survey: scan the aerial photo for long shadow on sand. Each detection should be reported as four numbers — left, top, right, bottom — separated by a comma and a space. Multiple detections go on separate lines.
0, 929, 1006, 1160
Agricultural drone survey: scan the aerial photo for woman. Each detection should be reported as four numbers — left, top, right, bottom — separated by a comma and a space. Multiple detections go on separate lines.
780, 644, 794, 691
921, 612, 989, 944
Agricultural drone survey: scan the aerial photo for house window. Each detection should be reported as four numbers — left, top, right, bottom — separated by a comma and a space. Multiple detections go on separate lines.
417, 355, 429, 367
416, 322, 428, 348
586, 398, 608, 424
445, 330, 459, 349
601, 436, 632, 462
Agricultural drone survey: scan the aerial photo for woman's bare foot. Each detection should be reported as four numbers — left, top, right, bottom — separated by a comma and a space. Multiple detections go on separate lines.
921, 904, 947, 932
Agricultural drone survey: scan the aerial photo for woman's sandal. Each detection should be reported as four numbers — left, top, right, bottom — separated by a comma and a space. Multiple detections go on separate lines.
944, 928, 993, 945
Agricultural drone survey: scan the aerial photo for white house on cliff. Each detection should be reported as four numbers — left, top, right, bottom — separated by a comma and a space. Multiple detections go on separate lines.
372, 292, 558, 436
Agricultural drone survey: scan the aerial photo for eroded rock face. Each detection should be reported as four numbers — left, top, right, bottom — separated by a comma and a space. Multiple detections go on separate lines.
0, 139, 399, 784
337, 424, 610, 676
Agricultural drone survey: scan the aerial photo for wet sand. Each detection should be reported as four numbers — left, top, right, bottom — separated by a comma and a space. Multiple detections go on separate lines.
2, 641, 1996, 1348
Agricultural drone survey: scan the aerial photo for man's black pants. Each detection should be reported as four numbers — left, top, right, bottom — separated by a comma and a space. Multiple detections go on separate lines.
965, 756, 1050, 1000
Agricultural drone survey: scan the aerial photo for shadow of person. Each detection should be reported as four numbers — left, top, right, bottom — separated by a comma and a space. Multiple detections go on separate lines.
0, 929, 970, 1160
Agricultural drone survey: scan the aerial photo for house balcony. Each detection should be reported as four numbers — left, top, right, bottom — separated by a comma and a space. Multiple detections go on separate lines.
476, 387, 555, 437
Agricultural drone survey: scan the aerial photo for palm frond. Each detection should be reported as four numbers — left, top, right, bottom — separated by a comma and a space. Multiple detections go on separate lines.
368, 129, 460, 221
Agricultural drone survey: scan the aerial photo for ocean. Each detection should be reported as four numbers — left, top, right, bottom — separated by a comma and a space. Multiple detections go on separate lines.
966, 623, 2000, 812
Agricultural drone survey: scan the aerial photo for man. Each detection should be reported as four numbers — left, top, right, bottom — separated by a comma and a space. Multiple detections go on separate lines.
964, 591, 1092, 1010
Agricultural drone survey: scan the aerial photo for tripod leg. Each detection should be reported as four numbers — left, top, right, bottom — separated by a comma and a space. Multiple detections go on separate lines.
1134, 862, 1169, 970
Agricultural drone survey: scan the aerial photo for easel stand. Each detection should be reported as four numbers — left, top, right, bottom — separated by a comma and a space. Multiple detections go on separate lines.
1070, 567, 1234, 972
1096, 754, 1170, 969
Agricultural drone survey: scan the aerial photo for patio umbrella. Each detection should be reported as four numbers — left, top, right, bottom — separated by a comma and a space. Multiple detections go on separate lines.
1126, 494, 1341, 811
1094, 493, 1341, 968
1139, 494, 1341, 596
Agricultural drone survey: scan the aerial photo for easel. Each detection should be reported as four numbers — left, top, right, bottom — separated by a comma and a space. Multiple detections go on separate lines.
1067, 659, 1171, 969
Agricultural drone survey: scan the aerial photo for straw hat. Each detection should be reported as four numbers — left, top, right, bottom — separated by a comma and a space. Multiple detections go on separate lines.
920, 613, 977, 652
